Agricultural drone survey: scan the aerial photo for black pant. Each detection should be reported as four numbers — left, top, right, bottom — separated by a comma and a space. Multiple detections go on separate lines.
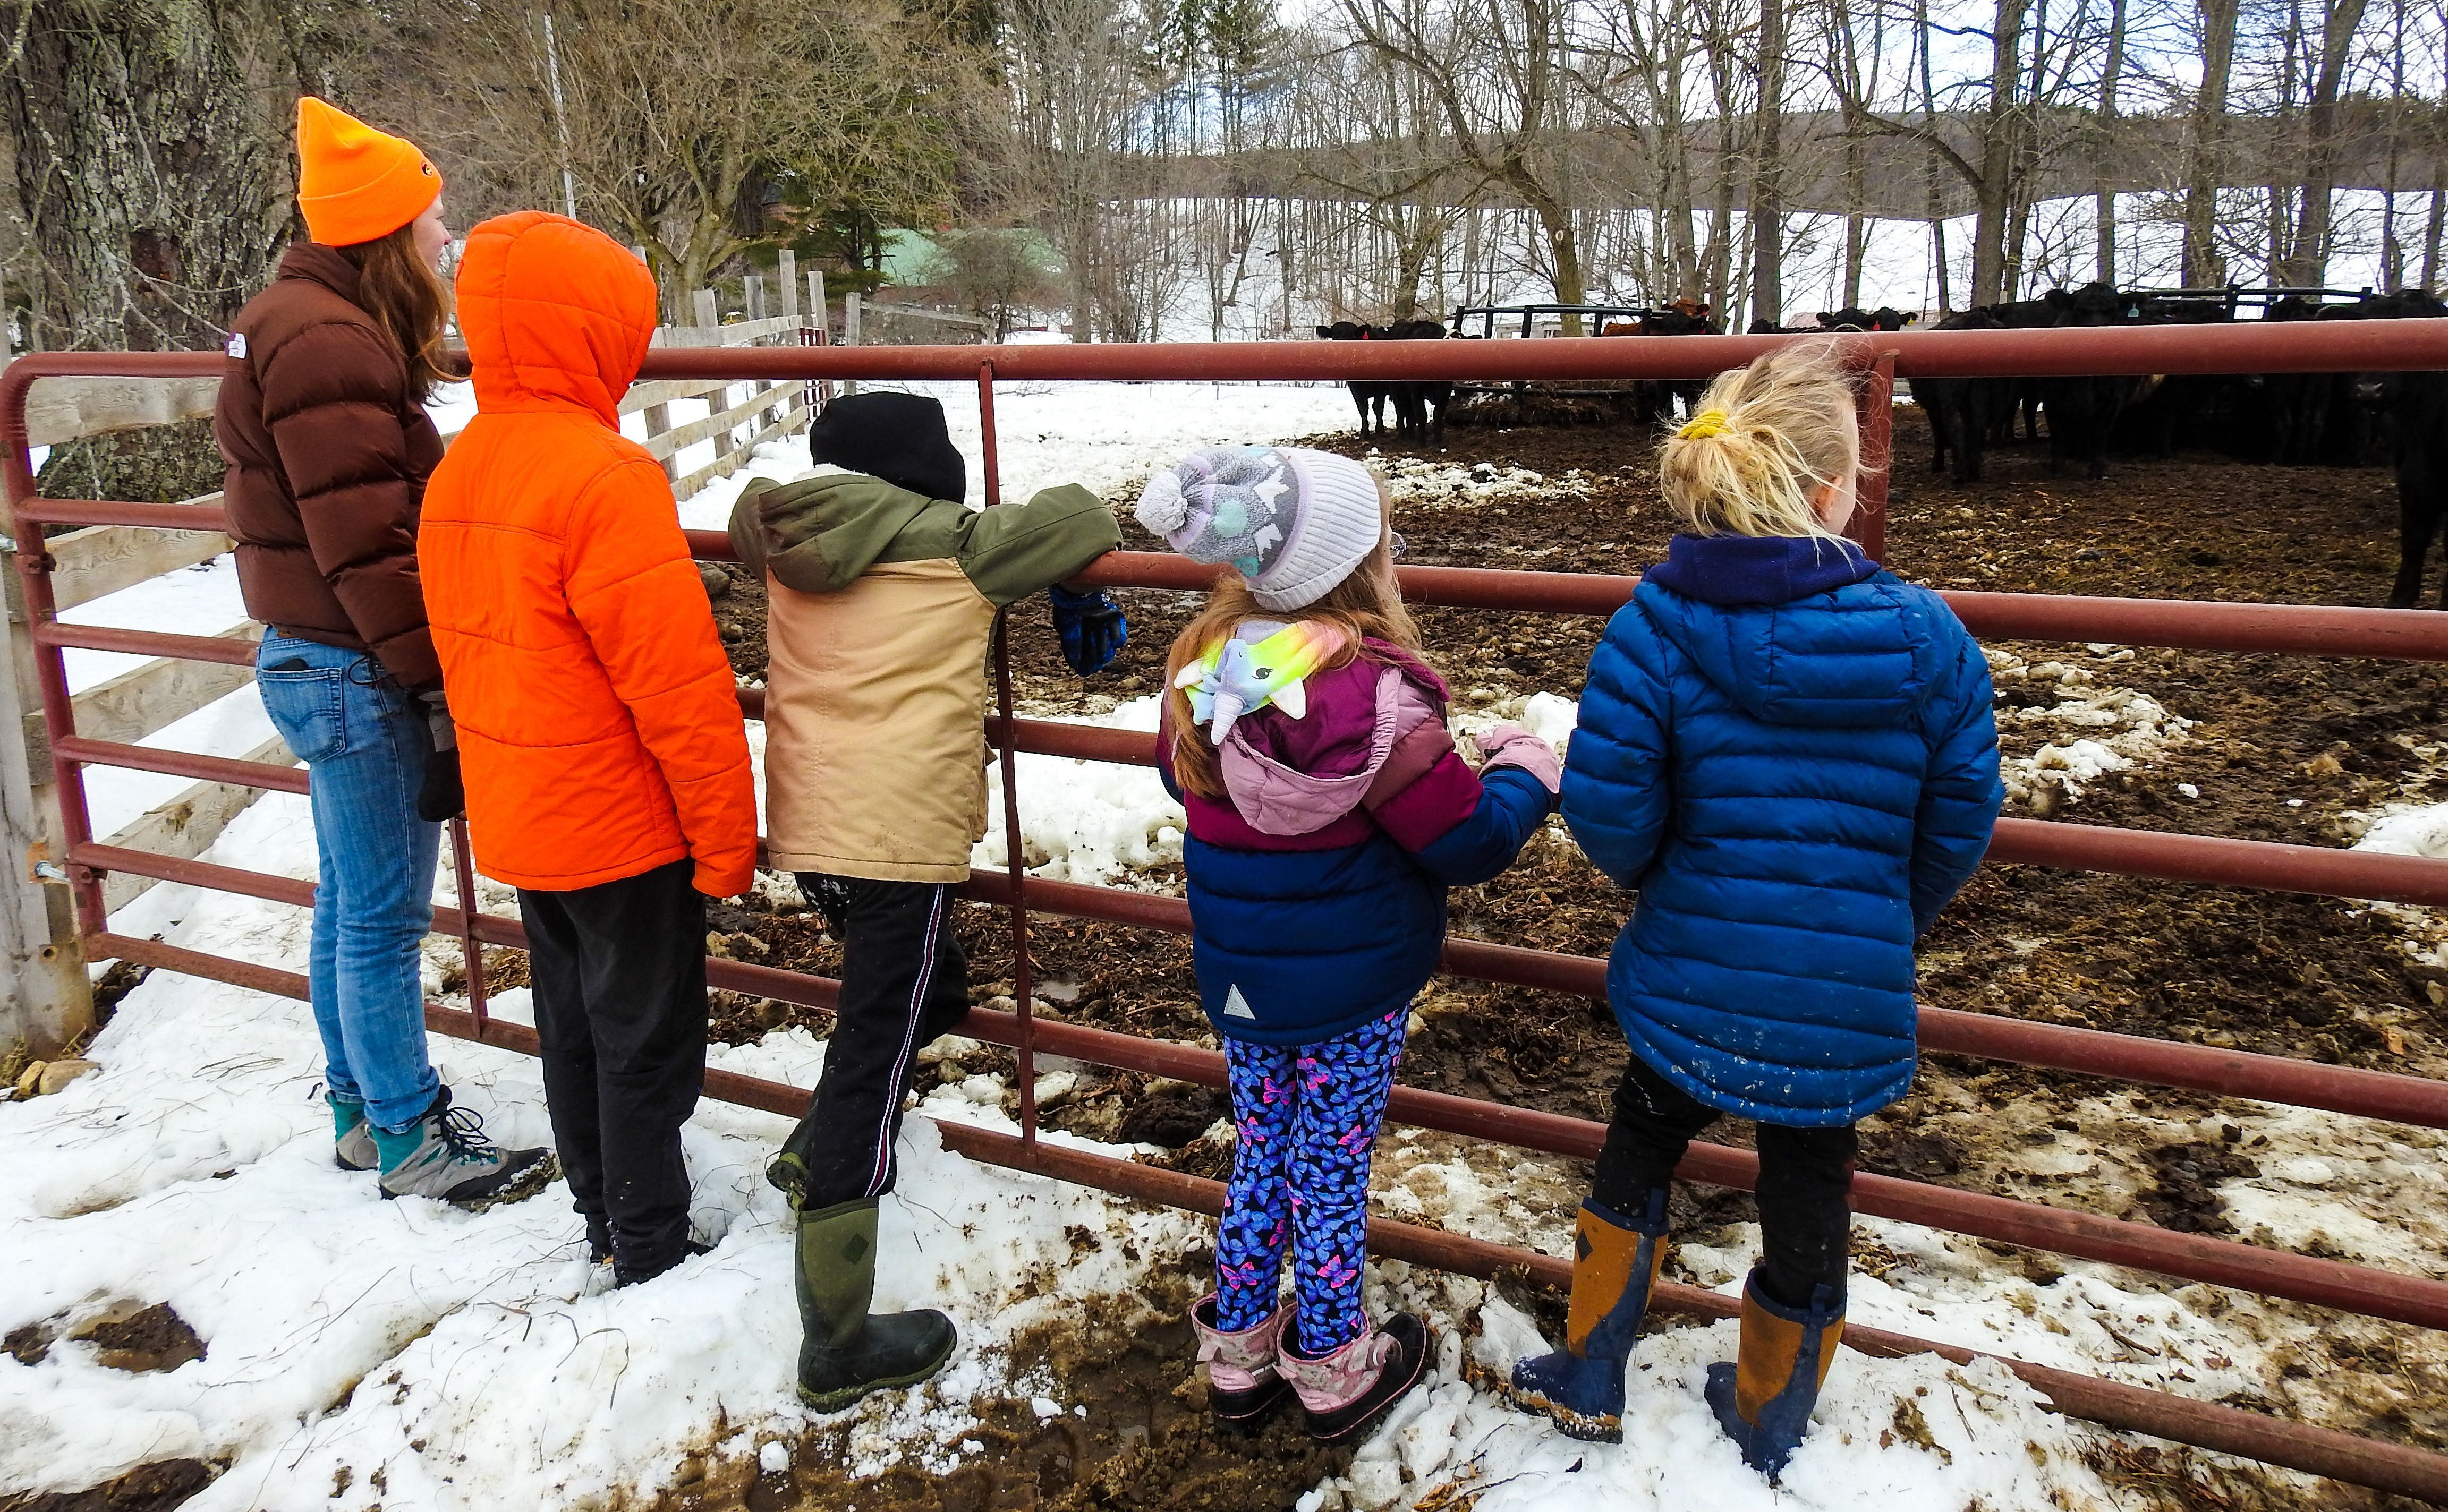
522, 858, 707, 1275
776, 875, 973, 1209
1593, 1054, 1858, 1310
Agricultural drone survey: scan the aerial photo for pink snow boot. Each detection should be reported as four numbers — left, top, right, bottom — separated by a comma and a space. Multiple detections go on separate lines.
1192, 1294, 1290, 1431
1279, 1313, 1432, 1442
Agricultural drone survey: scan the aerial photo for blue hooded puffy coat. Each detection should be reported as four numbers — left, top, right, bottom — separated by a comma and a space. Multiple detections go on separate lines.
1562, 534, 2003, 1126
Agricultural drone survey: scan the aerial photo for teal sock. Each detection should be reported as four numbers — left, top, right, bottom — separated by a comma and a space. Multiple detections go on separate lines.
370, 1117, 426, 1172
327, 1092, 366, 1143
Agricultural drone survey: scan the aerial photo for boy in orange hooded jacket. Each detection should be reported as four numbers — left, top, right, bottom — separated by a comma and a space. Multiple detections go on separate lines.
420, 212, 758, 1285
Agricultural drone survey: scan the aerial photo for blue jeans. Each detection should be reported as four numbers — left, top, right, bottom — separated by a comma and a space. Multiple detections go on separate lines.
256, 631, 442, 1133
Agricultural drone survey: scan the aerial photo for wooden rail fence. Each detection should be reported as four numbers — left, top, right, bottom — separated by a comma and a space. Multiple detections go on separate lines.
1, 284, 831, 1052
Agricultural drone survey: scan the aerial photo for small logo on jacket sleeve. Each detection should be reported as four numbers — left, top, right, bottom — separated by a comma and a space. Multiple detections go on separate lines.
1221, 985, 1257, 1020
224, 332, 248, 360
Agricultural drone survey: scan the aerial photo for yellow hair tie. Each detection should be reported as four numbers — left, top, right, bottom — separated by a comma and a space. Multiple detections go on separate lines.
1678, 409, 1730, 440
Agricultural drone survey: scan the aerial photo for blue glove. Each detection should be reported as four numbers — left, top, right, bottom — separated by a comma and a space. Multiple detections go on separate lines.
1049, 585, 1127, 676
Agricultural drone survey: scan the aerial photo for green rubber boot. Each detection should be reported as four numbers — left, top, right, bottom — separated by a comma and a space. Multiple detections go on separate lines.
794, 1197, 957, 1412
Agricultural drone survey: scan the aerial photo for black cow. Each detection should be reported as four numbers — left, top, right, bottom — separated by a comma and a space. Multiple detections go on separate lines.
1816, 306, 1916, 332
2347, 292, 2448, 605
2036, 283, 2142, 479
1982, 297, 2058, 446
2250, 297, 2382, 466
1629, 302, 1719, 425
1914, 307, 2006, 483
1316, 321, 1395, 435
1381, 318, 1454, 442
2115, 298, 2239, 457
1315, 318, 1451, 442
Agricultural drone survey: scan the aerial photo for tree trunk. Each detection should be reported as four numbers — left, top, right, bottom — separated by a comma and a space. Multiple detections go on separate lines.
1917, 0, 1952, 310
2094, 0, 2127, 285
2269, 0, 2305, 283
2279, 0, 2373, 287
1968, 0, 2027, 306
2422, 186, 2445, 292
2180, 0, 2241, 285
5, 0, 320, 502
1748, 0, 1786, 328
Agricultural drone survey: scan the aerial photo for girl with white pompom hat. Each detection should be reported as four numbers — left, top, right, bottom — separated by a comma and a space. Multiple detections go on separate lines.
1135, 443, 1561, 1442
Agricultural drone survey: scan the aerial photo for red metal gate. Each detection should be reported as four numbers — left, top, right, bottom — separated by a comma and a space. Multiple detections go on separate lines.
11, 324, 2448, 1501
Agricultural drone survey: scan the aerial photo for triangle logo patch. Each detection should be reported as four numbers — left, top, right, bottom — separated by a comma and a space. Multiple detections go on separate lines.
1221, 985, 1258, 1020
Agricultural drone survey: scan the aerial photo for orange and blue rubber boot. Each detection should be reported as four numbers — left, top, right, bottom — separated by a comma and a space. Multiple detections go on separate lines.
1507, 1190, 1670, 1442
1705, 1271, 1847, 1477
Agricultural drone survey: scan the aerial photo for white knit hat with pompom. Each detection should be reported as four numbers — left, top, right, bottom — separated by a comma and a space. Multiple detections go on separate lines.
1131, 445, 1382, 610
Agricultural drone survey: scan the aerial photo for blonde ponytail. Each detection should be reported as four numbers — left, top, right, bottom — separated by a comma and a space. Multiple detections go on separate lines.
1657, 338, 1865, 540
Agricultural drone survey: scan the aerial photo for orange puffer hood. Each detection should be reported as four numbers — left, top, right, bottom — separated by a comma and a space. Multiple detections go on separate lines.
421, 211, 755, 899
454, 210, 657, 426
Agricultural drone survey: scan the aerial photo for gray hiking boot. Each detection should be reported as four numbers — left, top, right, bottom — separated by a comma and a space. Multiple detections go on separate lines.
328, 1090, 378, 1173
371, 1087, 555, 1209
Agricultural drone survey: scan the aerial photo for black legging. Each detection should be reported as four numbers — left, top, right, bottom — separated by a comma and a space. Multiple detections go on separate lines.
1592, 1054, 1857, 1311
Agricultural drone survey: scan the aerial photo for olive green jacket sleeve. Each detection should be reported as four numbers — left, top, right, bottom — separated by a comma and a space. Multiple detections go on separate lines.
947, 483, 1121, 608
729, 472, 1117, 603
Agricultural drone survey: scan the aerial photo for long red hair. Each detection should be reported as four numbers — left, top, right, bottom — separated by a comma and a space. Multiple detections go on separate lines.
341, 220, 461, 399
1163, 539, 1421, 800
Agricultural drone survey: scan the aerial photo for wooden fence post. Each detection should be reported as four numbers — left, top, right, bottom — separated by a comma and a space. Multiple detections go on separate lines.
745, 275, 767, 322
778, 252, 798, 318
844, 292, 862, 398
808, 269, 831, 408
1, 570, 91, 1060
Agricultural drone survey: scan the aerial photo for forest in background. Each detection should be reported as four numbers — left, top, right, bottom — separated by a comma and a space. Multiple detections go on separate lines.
4, 0, 2448, 361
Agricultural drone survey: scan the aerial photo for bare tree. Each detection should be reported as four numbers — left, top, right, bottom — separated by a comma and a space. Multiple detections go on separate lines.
433, 0, 970, 299
1341, 0, 1590, 324
2275, 0, 2377, 283
2180, 0, 2244, 284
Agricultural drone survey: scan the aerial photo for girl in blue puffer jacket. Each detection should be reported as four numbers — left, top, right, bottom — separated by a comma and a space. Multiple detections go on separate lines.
1511, 341, 2003, 1474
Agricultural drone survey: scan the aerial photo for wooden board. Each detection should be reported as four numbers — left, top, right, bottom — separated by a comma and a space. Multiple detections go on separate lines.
620, 378, 735, 414
27, 516, 232, 618
643, 383, 796, 462
674, 405, 811, 499
26, 377, 222, 448
98, 734, 294, 915
56, 621, 260, 748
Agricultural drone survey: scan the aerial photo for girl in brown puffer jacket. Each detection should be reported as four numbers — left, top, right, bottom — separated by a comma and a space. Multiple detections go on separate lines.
213, 97, 546, 1211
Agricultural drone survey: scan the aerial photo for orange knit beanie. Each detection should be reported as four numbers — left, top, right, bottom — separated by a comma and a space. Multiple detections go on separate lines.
295, 97, 442, 247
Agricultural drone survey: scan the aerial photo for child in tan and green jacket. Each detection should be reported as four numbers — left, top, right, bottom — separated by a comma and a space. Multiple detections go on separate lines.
727, 391, 1123, 1410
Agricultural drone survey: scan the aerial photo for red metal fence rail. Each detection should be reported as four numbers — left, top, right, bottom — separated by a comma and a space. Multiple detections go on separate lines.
10, 324, 2448, 1502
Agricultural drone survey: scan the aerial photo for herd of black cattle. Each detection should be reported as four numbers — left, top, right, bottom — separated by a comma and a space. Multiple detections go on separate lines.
1315, 288, 2448, 606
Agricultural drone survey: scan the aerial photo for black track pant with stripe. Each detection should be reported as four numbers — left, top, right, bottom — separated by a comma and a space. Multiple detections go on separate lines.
776, 875, 972, 1208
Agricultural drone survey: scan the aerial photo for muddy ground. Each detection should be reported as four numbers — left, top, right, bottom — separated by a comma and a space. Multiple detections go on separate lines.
679, 404, 2448, 1511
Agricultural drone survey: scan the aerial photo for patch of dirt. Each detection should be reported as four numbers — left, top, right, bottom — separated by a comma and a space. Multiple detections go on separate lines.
72, 1303, 206, 1373
2135, 1139, 2264, 1235
89, 959, 150, 1028
647, 1287, 1352, 1512
0, 1458, 216, 1512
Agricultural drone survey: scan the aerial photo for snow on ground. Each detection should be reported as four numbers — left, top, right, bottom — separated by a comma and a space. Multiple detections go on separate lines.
2, 776, 2166, 1512
1984, 645, 2193, 803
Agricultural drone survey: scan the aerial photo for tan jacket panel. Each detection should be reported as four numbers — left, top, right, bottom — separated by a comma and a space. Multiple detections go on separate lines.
762, 557, 999, 882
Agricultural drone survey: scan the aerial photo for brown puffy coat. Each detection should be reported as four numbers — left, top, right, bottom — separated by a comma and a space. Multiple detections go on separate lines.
215, 243, 444, 689
419, 211, 757, 898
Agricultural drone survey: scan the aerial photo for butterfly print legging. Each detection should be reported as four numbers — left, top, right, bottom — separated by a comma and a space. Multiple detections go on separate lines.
1213, 1008, 1408, 1352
